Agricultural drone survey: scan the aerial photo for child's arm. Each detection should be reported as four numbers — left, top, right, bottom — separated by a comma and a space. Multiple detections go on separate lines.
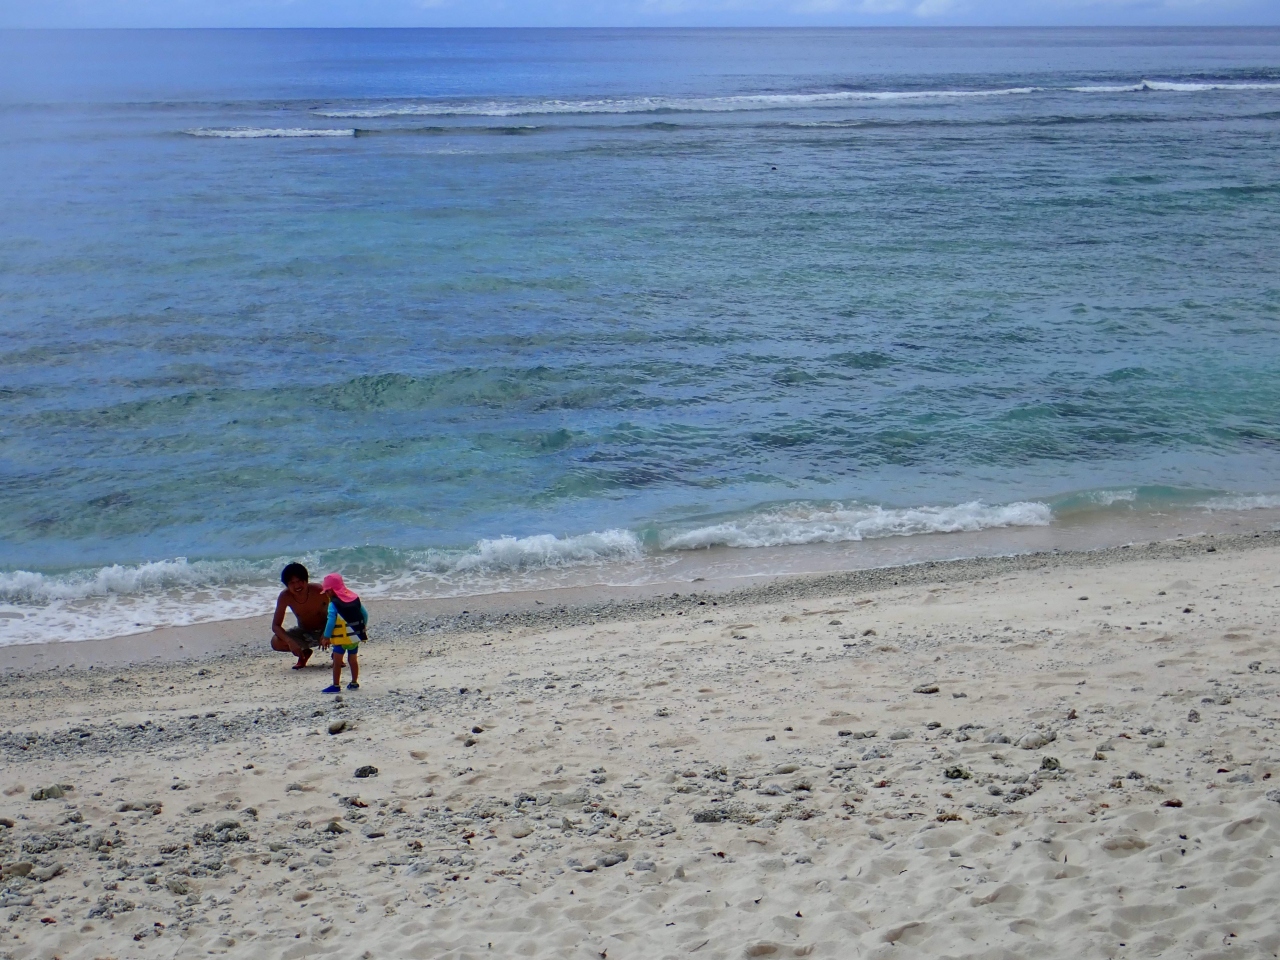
321, 602, 337, 648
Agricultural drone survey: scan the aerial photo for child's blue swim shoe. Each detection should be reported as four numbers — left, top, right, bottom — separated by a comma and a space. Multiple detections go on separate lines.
347, 682, 360, 690
322, 684, 341, 694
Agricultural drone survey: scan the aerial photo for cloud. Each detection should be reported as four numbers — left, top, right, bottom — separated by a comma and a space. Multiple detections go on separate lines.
912, 0, 959, 15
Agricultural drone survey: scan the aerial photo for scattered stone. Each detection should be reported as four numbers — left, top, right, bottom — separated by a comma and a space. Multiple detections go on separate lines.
887, 730, 910, 741
868, 830, 885, 842
1162, 799, 1183, 808
1017, 730, 1056, 750
774, 763, 800, 775
596, 851, 629, 868
32, 863, 64, 882
850, 730, 877, 740
837, 729, 852, 737
943, 767, 971, 780
984, 732, 1011, 744
952, 692, 968, 699
912, 684, 940, 695
556, 787, 589, 806
693, 809, 727, 823
165, 877, 190, 895
1249, 661, 1262, 672
1, 862, 33, 878
987, 784, 1004, 796
328, 719, 347, 735
1265, 789, 1280, 803
1149, 738, 1166, 749
0, 817, 13, 828
322, 820, 349, 834
510, 822, 534, 839
1040, 757, 1062, 771
1187, 709, 1201, 723
354, 765, 378, 779
118, 800, 162, 814
655, 707, 671, 717
1101, 835, 1148, 852
30, 785, 67, 801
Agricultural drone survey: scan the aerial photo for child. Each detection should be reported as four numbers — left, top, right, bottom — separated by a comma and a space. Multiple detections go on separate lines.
320, 573, 369, 693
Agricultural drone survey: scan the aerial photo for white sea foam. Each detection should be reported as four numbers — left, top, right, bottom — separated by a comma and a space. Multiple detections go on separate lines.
185, 128, 356, 138
449, 529, 644, 572
0, 530, 648, 646
313, 80, 1280, 120
1140, 80, 1280, 92
659, 500, 1052, 551
1084, 489, 1138, 507
1199, 494, 1280, 511
314, 88, 1043, 119
1069, 80, 1280, 93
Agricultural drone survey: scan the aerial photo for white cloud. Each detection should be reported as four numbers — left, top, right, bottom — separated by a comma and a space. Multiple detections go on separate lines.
913, 0, 958, 15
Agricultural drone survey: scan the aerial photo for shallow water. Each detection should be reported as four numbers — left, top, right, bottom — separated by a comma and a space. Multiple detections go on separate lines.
2, 28, 1280, 643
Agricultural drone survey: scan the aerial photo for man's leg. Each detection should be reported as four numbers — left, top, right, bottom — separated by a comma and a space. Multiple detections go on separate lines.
272, 628, 312, 668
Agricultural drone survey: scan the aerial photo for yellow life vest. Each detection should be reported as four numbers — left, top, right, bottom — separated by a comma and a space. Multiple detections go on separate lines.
330, 612, 360, 648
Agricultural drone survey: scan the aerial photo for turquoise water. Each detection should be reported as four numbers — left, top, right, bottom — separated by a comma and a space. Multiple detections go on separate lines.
2, 28, 1280, 643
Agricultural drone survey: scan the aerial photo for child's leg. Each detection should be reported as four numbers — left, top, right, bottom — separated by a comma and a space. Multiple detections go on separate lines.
348, 652, 358, 685
332, 651, 344, 687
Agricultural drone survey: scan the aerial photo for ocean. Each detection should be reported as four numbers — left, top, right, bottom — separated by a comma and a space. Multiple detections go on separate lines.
2, 27, 1280, 645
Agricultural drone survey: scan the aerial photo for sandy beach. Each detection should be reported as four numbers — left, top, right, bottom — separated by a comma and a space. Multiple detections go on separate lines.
3, 530, 1280, 959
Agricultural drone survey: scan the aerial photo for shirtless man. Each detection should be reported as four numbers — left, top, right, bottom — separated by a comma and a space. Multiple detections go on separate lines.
271, 562, 330, 669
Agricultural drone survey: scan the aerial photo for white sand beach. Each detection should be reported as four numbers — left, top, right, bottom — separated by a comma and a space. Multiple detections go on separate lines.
3, 531, 1280, 959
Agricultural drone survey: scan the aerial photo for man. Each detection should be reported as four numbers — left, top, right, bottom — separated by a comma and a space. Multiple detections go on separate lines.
270, 562, 330, 669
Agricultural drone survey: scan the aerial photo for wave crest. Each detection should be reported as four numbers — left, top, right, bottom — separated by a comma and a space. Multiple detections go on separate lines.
313, 80, 1280, 120
659, 500, 1052, 551
185, 128, 356, 138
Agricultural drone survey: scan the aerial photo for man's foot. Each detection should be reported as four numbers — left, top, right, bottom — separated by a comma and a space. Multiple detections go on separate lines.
346, 682, 360, 690
322, 684, 341, 694
292, 648, 313, 670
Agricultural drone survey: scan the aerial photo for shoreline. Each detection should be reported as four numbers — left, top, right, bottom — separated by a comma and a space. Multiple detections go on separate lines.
4, 524, 1277, 675
2, 516, 1279, 958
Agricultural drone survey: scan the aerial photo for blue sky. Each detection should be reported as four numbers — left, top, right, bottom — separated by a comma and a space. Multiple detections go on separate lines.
2, 0, 1278, 28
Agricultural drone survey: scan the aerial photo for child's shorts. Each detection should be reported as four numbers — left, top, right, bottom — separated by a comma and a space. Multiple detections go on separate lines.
333, 642, 359, 654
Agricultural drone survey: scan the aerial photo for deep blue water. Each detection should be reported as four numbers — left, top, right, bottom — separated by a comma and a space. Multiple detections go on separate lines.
2, 28, 1280, 642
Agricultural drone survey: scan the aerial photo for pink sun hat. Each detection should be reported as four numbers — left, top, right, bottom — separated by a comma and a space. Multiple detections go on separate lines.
322, 573, 358, 603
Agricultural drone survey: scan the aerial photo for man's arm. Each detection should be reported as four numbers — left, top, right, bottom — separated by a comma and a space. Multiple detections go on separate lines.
271, 593, 292, 643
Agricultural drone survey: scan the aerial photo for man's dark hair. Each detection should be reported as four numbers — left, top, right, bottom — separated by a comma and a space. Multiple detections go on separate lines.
280, 562, 309, 585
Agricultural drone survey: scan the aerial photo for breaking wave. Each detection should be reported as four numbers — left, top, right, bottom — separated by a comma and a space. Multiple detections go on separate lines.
185, 127, 356, 138
313, 80, 1280, 120
658, 500, 1052, 550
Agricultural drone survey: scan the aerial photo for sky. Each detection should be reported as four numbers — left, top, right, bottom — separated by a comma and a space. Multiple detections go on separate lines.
1, 0, 1278, 30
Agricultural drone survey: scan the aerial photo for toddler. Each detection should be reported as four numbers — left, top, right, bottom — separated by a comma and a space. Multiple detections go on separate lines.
320, 573, 368, 693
